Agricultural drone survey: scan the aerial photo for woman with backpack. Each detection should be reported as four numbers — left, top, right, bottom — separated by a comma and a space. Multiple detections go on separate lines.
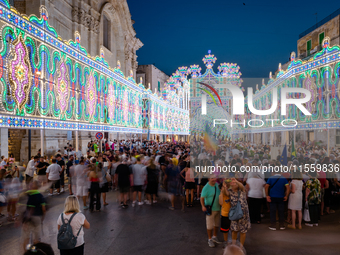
57, 196, 90, 255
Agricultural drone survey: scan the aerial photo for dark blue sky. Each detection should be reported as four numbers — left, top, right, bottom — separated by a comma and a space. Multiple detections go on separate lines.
128, 0, 339, 79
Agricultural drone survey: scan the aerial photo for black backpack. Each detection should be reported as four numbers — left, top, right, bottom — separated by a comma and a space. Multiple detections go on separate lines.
57, 213, 83, 250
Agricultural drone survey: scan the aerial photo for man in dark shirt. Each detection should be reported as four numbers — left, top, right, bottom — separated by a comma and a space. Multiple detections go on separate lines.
36, 156, 49, 186
23, 180, 46, 249
56, 154, 65, 193
115, 160, 132, 208
66, 155, 74, 195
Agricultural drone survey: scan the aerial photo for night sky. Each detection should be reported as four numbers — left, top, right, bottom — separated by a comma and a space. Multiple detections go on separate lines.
128, 0, 339, 82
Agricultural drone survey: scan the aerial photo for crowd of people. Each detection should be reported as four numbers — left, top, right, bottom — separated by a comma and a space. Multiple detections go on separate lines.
0, 137, 340, 254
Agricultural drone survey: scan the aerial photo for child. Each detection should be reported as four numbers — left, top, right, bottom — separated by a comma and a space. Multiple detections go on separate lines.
219, 178, 231, 248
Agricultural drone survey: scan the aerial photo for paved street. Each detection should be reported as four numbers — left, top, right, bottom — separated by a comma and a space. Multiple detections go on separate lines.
1, 190, 339, 255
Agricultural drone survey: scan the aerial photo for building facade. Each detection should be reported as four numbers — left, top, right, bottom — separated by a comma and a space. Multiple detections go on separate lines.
136, 64, 169, 94
0, 0, 189, 162
298, 8, 340, 59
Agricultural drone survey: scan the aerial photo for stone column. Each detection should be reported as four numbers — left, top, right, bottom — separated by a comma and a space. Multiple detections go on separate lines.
1, 128, 8, 158
75, 130, 79, 153
262, 133, 266, 144
281, 131, 285, 146
40, 129, 44, 156
270, 132, 274, 145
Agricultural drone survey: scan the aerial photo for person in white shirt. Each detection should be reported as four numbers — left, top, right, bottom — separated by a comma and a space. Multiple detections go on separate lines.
76, 147, 82, 160
74, 158, 89, 210
246, 172, 266, 224
24, 156, 39, 185
57, 196, 90, 254
46, 158, 62, 195
0, 157, 7, 167
68, 149, 75, 157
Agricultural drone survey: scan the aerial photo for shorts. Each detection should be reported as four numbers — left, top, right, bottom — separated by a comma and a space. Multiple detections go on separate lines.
37, 175, 47, 183
133, 185, 143, 192
21, 216, 42, 241
101, 182, 109, 193
77, 185, 88, 197
119, 186, 130, 193
68, 176, 73, 185
206, 211, 220, 230
220, 216, 231, 233
185, 182, 196, 190
50, 179, 60, 189
145, 182, 158, 194
60, 172, 65, 186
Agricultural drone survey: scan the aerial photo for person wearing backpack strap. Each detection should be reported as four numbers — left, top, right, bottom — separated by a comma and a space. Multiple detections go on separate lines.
265, 172, 290, 231
228, 178, 250, 249
200, 175, 221, 248
57, 196, 90, 255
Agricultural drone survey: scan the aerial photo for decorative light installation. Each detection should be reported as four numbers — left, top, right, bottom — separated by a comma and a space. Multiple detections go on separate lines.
108, 82, 115, 122
177, 66, 188, 81
86, 70, 96, 121
166, 76, 177, 91
189, 64, 201, 78
56, 58, 70, 117
218, 63, 242, 79
202, 50, 217, 69
8, 33, 33, 113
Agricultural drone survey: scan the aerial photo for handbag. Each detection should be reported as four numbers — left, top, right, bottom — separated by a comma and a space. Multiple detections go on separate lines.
303, 201, 310, 222
0, 193, 6, 203
105, 172, 112, 182
204, 186, 216, 216
229, 191, 244, 221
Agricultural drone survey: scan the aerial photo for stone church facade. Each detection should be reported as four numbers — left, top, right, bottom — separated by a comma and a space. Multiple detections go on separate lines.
5, 0, 143, 162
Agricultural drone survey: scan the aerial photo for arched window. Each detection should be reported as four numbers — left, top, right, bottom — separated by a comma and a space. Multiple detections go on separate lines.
103, 15, 111, 50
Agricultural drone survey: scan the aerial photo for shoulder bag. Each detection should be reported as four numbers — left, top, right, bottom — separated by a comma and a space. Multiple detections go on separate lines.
204, 186, 216, 216
229, 191, 244, 221
268, 176, 281, 197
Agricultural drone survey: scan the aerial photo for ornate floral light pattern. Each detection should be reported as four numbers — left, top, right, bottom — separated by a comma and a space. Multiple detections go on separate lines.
123, 89, 128, 123
86, 71, 96, 120
8, 34, 32, 112
305, 77, 316, 113
56, 59, 70, 115
202, 50, 217, 69
134, 96, 140, 127
108, 82, 115, 122
189, 64, 201, 78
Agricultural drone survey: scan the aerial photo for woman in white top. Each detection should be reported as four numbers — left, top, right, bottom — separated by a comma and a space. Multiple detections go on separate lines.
246, 171, 266, 224
288, 171, 304, 229
57, 196, 90, 255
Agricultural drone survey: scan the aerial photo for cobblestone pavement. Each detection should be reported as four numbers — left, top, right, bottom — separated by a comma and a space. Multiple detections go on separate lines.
0, 190, 339, 255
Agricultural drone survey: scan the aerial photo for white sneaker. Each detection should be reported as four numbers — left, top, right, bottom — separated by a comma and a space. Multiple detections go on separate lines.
314, 224, 318, 227
132, 201, 136, 207
48, 193, 53, 196
305, 223, 313, 227
138, 202, 144, 206
145, 201, 152, 205
60, 188, 64, 193
153, 200, 157, 203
